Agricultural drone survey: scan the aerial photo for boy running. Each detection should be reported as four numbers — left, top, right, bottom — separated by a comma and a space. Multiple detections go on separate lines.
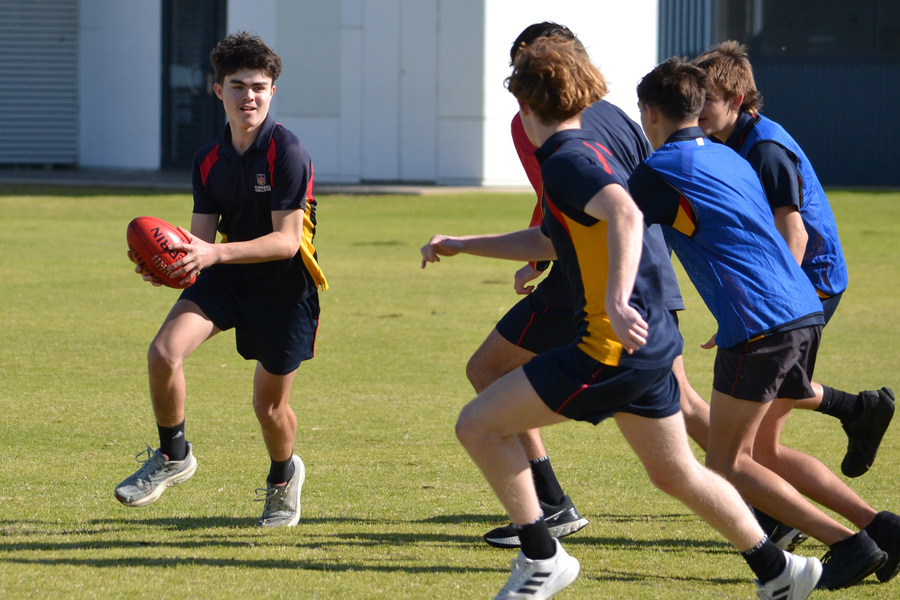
691, 41, 894, 479
630, 57, 897, 590
422, 36, 821, 600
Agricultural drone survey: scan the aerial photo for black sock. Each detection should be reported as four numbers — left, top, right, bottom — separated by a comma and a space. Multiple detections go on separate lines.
158, 421, 186, 461
817, 386, 863, 423
267, 456, 295, 485
516, 515, 556, 560
752, 507, 779, 537
530, 456, 566, 506
741, 536, 785, 584
864, 512, 887, 539
830, 532, 861, 552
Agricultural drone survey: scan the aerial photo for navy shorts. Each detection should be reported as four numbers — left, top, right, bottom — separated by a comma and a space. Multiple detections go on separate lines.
713, 325, 821, 403
180, 265, 320, 375
821, 291, 842, 326
522, 344, 680, 424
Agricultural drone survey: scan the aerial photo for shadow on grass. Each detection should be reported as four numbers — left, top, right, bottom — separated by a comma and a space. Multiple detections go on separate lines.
0, 511, 739, 571
0, 555, 490, 574
0, 516, 491, 574
0, 512, 816, 590
586, 568, 748, 587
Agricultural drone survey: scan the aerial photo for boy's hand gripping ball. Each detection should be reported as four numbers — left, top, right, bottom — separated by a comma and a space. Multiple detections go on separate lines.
126, 216, 197, 288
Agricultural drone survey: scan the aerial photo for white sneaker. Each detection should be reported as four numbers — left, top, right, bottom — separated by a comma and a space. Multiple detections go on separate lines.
493, 539, 580, 600
115, 443, 197, 507
755, 551, 823, 600
256, 455, 305, 527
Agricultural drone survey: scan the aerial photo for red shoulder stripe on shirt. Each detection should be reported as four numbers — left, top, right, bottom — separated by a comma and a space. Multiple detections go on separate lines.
199, 144, 220, 186
267, 137, 277, 187
306, 162, 315, 201
582, 141, 613, 175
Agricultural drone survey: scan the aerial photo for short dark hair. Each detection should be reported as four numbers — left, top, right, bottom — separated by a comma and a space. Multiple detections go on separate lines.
636, 57, 708, 122
506, 35, 606, 124
210, 31, 282, 85
509, 22, 581, 65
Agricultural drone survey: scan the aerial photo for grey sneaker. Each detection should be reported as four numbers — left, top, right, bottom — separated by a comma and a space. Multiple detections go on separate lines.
493, 539, 580, 600
256, 454, 305, 527
115, 443, 197, 507
755, 551, 822, 600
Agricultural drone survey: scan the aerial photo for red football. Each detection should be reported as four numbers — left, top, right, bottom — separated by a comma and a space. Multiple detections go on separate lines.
126, 216, 196, 288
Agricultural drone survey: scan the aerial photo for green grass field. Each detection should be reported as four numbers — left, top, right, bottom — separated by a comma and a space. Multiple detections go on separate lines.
0, 185, 898, 599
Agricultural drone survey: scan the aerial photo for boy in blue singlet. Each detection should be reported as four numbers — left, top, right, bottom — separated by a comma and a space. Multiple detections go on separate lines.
630, 57, 897, 590
691, 41, 893, 480
422, 36, 821, 600
115, 32, 327, 528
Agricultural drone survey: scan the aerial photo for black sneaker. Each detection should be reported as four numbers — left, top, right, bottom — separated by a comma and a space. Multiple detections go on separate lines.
770, 522, 810, 553
817, 531, 888, 590
841, 387, 895, 478
866, 511, 900, 583
484, 495, 589, 548
754, 507, 810, 552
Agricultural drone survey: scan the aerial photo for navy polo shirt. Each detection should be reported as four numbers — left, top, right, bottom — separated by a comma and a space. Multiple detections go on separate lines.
192, 114, 320, 299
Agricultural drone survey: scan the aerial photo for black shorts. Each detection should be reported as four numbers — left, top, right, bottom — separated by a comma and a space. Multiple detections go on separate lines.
713, 325, 821, 403
180, 265, 320, 375
523, 344, 680, 424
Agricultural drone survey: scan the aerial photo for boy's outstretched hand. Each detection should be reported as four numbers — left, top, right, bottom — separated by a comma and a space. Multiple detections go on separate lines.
420, 234, 464, 268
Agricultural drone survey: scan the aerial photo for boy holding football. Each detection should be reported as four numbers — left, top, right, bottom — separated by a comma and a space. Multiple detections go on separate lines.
115, 31, 326, 528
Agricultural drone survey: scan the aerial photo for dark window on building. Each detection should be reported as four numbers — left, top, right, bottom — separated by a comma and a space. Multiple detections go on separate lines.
712, 0, 900, 58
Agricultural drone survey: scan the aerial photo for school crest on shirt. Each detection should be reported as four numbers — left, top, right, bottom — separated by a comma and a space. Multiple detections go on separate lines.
254, 173, 271, 192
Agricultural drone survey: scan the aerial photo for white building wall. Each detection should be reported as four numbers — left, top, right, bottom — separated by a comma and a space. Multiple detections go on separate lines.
72, 0, 657, 185
481, 0, 660, 186
435, 0, 486, 185
78, 0, 162, 169
226, 0, 657, 185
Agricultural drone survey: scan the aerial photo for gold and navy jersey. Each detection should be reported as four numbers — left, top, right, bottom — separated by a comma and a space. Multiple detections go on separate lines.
512, 101, 685, 312
192, 114, 326, 298
536, 129, 682, 369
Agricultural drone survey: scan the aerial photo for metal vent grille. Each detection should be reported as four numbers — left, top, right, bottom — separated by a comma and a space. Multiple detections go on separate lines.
658, 0, 714, 60
0, 0, 78, 165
